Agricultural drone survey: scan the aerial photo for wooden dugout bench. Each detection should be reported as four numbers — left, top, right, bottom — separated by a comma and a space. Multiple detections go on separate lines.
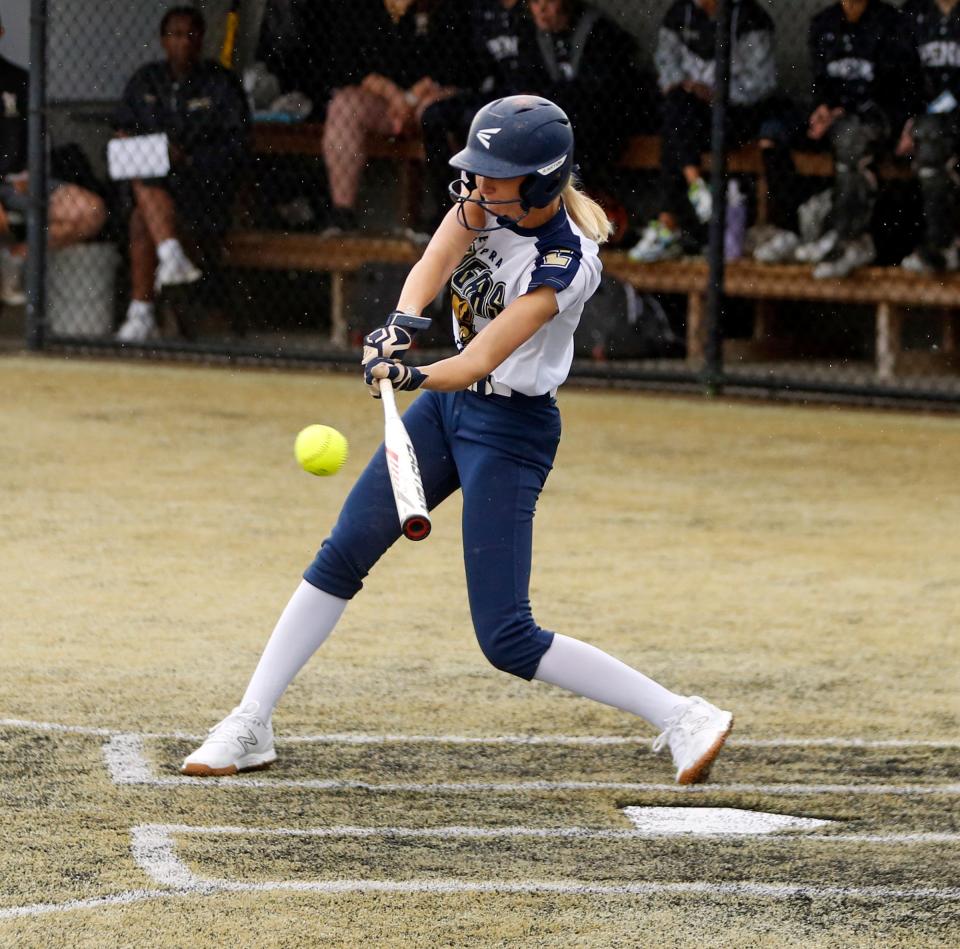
228, 123, 948, 375
602, 253, 960, 380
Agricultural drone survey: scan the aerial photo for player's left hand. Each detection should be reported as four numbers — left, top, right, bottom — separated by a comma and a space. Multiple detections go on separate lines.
362, 324, 415, 368
364, 357, 426, 397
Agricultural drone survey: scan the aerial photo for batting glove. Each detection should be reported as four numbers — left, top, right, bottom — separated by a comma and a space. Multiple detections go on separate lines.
364, 357, 426, 397
361, 311, 432, 368
362, 324, 414, 368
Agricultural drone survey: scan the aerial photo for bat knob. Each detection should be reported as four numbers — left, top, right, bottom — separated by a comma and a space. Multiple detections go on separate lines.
402, 515, 432, 542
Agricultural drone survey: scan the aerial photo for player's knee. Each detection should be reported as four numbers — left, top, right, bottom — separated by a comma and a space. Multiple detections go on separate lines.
913, 116, 954, 173
831, 116, 877, 167
474, 616, 551, 680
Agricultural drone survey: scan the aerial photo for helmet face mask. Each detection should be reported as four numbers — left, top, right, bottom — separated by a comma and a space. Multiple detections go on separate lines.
448, 95, 575, 233
446, 173, 535, 233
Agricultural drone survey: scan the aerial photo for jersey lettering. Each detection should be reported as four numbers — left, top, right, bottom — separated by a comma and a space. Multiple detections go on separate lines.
919, 41, 960, 69
451, 253, 508, 347
826, 58, 875, 81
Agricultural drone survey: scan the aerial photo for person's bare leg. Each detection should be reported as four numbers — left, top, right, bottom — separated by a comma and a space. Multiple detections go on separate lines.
131, 181, 178, 245
47, 185, 106, 249
322, 86, 395, 210
658, 212, 680, 231
132, 180, 200, 287
128, 205, 156, 303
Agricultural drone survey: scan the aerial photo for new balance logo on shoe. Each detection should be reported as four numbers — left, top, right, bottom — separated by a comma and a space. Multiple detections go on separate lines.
236, 729, 260, 752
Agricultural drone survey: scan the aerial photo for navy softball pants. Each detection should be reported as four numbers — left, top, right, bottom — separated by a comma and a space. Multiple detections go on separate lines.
304, 388, 561, 680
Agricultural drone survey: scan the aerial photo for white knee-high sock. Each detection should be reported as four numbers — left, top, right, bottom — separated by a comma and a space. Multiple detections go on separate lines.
533, 633, 684, 730
241, 579, 347, 718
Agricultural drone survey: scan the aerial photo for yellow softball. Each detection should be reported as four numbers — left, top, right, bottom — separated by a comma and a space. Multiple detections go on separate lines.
294, 424, 348, 476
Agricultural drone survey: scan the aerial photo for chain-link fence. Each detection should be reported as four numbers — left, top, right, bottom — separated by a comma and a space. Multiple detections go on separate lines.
7, 0, 960, 403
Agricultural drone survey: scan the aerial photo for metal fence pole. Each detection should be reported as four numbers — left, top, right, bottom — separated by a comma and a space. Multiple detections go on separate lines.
25, 0, 48, 350
703, 0, 732, 393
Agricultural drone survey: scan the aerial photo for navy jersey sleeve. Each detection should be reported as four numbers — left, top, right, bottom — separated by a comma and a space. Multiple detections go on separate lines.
527, 244, 583, 295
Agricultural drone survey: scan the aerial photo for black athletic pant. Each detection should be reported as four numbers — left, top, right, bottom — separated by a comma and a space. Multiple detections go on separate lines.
659, 88, 766, 225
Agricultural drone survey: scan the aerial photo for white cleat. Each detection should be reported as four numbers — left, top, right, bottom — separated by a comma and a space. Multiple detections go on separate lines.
652, 695, 734, 785
181, 701, 276, 776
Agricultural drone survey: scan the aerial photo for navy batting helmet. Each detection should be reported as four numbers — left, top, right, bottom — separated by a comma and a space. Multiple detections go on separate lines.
448, 95, 574, 231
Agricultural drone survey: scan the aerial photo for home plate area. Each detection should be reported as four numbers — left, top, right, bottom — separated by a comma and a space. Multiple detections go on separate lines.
129, 726, 959, 903
3, 719, 960, 922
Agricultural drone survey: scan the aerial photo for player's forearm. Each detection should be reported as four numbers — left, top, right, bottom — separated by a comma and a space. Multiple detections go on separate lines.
395, 259, 447, 316
418, 349, 490, 392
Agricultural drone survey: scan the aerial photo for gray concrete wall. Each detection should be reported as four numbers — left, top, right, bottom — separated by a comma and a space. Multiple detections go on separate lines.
1, 0, 30, 68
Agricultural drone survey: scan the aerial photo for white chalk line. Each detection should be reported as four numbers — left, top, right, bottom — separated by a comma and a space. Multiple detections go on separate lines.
0, 889, 192, 922
102, 733, 960, 797
128, 824, 960, 903
151, 823, 960, 846
4, 717, 959, 748
4, 822, 958, 921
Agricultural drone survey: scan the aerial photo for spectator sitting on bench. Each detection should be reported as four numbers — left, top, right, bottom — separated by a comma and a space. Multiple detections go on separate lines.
417, 0, 533, 240
779, 0, 919, 280
321, 0, 474, 237
521, 0, 648, 212
112, 6, 249, 343
0, 12, 106, 305
896, 0, 960, 274
629, 0, 777, 264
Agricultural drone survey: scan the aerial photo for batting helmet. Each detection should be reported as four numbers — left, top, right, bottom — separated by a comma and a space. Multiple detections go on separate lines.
448, 95, 575, 230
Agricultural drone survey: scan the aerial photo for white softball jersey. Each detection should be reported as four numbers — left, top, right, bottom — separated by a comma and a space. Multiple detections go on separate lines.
449, 202, 602, 397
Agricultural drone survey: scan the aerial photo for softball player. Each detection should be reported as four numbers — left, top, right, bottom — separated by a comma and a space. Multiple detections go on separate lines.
182, 96, 733, 785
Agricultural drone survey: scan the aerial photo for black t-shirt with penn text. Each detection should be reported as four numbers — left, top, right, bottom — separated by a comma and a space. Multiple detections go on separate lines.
902, 0, 960, 107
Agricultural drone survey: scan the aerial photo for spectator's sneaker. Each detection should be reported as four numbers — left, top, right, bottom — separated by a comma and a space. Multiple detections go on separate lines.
794, 229, 839, 264
901, 244, 960, 274
753, 229, 800, 264
652, 695, 734, 785
813, 234, 875, 279
154, 253, 202, 291
688, 178, 713, 224
628, 221, 683, 263
115, 305, 159, 343
180, 701, 276, 776
0, 247, 26, 305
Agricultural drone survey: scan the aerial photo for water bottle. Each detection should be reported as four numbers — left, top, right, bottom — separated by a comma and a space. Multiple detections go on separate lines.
724, 178, 747, 261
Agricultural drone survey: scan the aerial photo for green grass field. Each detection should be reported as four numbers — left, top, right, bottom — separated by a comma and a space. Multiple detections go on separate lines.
1, 355, 958, 947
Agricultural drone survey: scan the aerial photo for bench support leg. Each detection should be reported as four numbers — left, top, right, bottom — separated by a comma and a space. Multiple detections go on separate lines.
330, 270, 348, 348
876, 302, 903, 381
942, 309, 956, 355
687, 292, 707, 368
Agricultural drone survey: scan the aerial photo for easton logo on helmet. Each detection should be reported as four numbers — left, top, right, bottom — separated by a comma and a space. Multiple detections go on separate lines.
476, 127, 502, 149
537, 155, 567, 176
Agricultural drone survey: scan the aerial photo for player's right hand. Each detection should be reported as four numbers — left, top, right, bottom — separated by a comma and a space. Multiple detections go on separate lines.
364, 357, 426, 397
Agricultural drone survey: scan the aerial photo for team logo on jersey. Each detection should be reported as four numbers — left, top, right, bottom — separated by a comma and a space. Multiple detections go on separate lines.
476, 127, 502, 149
451, 252, 507, 346
541, 250, 575, 269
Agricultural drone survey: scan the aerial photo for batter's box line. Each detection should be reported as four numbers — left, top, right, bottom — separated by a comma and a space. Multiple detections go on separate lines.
4, 717, 960, 748
123, 822, 960, 901
3, 823, 958, 921
101, 733, 960, 797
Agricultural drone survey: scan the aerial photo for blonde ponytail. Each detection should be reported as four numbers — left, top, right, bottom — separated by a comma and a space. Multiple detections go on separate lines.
562, 178, 613, 245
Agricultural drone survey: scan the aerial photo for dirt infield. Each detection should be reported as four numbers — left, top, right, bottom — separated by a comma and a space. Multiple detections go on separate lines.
1, 354, 958, 946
